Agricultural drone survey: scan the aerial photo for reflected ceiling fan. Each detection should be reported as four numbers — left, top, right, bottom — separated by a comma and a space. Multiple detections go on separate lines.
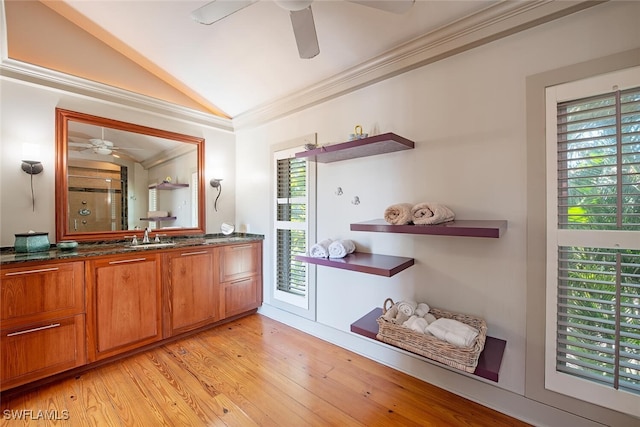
69, 129, 143, 156
191, 0, 415, 59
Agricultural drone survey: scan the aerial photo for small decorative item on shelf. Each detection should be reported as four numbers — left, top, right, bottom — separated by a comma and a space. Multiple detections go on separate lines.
14, 231, 50, 253
348, 125, 368, 141
56, 240, 78, 251
221, 222, 234, 235
376, 298, 487, 373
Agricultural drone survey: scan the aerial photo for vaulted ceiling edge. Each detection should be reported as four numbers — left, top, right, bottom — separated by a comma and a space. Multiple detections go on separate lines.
232, 0, 602, 130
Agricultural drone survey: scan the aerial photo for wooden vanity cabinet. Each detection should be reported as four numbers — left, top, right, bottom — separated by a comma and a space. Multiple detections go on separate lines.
218, 242, 262, 319
1, 239, 262, 390
0, 261, 86, 390
162, 248, 218, 337
86, 253, 162, 362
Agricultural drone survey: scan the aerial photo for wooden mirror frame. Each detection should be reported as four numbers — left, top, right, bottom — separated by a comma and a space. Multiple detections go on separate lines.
55, 108, 206, 242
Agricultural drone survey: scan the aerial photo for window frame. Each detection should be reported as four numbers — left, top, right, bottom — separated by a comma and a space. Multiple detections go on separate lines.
271, 140, 317, 320
544, 66, 640, 417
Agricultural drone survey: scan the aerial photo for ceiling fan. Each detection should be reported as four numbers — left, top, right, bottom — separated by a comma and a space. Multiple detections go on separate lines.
191, 0, 415, 59
69, 129, 143, 156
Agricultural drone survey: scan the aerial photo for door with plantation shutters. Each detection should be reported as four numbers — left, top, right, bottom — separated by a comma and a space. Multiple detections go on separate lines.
545, 67, 640, 417
273, 145, 316, 318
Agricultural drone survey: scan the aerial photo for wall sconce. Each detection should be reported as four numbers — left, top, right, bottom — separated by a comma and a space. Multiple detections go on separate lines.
210, 178, 223, 211
21, 160, 43, 212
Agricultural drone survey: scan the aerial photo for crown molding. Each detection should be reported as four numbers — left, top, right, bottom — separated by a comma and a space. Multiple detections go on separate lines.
0, 58, 235, 133
232, 0, 604, 130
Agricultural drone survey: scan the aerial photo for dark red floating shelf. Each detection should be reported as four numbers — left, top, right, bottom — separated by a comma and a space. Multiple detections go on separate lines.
295, 132, 415, 163
295, 252, 414, 277
350, 307, 506, 382
351, 219, 507, 238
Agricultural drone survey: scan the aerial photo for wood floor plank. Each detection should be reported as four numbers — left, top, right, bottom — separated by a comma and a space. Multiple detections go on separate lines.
145, 342, 259, 426
0, 314, 531, 426
199, 325, 367, 427
182, 332, 326, 426
97, 356, 169, 426
120, 351, 226, 426
65, 371, 123, 427
161, 337, 288, 426
208, 319, 443, 426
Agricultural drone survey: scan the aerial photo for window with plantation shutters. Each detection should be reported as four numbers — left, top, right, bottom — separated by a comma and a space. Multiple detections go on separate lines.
276, 156, 307, 296
545, 68, 640, 417
273, 144, 315, 315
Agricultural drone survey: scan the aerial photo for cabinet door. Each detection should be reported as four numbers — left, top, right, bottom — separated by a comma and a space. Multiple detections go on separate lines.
87, 254, 162, 361
221, 276, 262, 319
219, 242, 261, 282
163, 249, 217, 337
1, 314, 86, 391
1, 261, 84, 327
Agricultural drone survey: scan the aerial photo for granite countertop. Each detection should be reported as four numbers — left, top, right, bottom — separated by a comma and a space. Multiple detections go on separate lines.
0, 233, 264, 266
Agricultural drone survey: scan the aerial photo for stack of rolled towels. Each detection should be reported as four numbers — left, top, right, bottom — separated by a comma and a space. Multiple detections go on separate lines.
309, 239, 356, 259
382, 300, 479, 348
383, 202, 455, 225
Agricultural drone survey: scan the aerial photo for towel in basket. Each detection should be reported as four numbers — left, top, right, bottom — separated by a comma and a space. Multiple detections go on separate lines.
376, 298, 487, 373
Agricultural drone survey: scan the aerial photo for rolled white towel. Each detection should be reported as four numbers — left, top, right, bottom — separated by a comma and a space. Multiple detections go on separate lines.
147, 210, 169, 218
411, 203, 455, 225
309, 239, 332, 258
402, 315, 418, 328
402, 316, 424, 334
328, 239, 356, 259
384, 203, 414, 225
424, 313, 437, 324
413, 317, 429, 334
414, 302, 431, 317
425, 318, 479, 348
397, 300, 417, 316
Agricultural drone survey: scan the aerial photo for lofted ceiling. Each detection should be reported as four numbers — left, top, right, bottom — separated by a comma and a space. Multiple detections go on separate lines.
2, 1, 600, 127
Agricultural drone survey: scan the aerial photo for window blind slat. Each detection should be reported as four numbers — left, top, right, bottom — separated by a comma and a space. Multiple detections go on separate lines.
554, 85, 640, 397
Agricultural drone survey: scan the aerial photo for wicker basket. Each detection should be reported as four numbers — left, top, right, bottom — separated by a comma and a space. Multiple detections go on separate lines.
376, 298, 487, 373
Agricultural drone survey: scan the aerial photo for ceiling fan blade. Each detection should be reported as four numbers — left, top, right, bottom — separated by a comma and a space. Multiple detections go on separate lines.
347, 0, 415, 14
290, 6, 319, 59
191, 0, 258, 25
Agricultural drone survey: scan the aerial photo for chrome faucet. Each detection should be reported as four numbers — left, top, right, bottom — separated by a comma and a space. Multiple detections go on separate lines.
142, 227, 150, 244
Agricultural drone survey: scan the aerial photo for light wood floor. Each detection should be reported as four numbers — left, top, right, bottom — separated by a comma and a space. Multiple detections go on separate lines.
1, 314, 529, 426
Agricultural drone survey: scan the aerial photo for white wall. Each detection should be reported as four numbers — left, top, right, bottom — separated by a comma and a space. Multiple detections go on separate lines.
236, 2, 640, 426
0, 78, 236, 246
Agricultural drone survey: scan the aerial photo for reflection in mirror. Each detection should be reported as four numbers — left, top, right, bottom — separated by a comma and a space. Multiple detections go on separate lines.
56, 109, 205, 242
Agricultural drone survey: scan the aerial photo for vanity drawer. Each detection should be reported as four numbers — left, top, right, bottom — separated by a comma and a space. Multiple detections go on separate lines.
218, 242, 261, 282
0, 314, 86, 390
220, 275, 262, 319
1, 261, 84, 326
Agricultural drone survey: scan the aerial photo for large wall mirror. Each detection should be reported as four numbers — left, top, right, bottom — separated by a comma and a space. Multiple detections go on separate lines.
55, 108, 205, 242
